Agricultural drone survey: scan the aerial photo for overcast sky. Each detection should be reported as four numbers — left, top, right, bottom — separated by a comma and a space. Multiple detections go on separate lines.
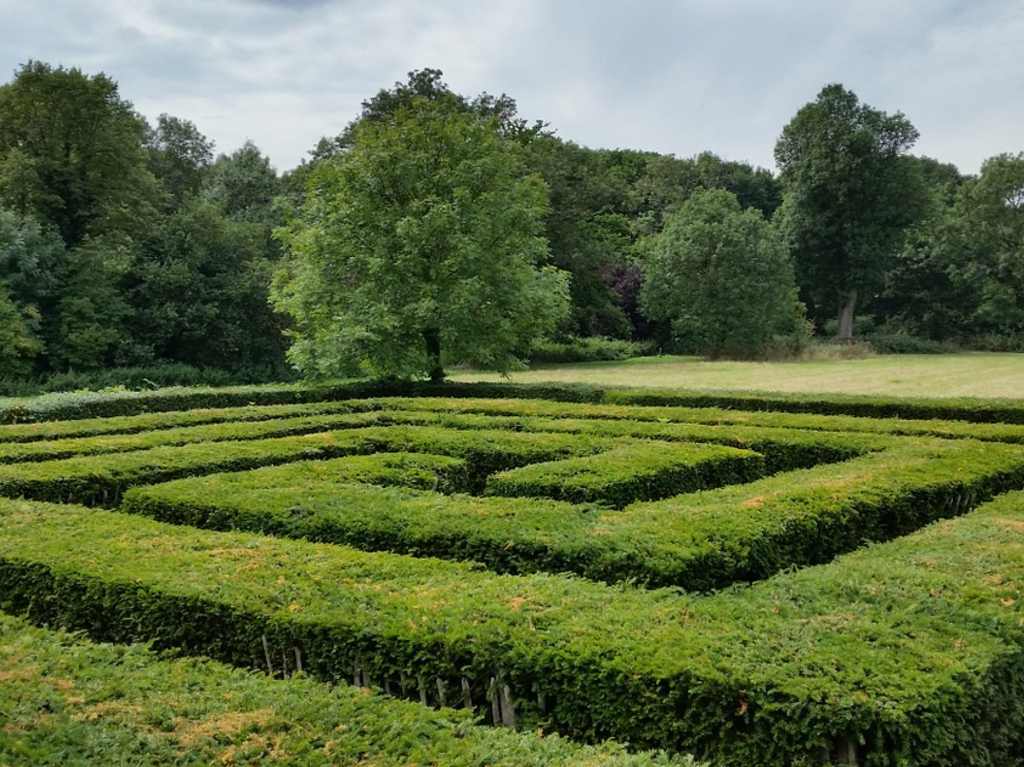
2, 0, 1020, 174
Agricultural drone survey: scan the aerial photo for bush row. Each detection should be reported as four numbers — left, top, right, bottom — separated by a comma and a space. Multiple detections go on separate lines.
0, 400, 896, 480
0, 613, 687, 767
484, 442, 765, 507
380, 396, 1024, 443
123, 439, 1024, 590
4, 377, 1024, 425
0, 398, 366, 443
603, 386, 1024, 424
408, 412, 891, 473
0, 425, 616, 505
527, 336, 655, 364
0, 380, 605, 424
3, 494, 1024, 765
0, 411, 388, 464
7, 393, 1024, 464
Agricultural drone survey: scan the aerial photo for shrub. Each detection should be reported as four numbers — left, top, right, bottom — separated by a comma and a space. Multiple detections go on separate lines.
527, 336, 654, 364
4, 494, 1024, 765
123, 438, 1024, 589
0, 424, 617, 504
484, 442, 765, 507
0, 614, 687, 766
638, 189, 808, 358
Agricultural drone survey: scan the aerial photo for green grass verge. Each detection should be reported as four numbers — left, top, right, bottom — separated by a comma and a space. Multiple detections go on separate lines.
122, 439, 1024, 590
3, 495, 1024, 765
483, 442, 765, 507
0, 613, 687, 766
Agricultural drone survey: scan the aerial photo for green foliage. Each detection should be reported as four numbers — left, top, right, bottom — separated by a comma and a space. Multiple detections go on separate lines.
0, 283, 41, 377
8, 378, 1024, 427
5, 491, 1024, 764
775, 83, 929, 337
484, 442, 764, 507
0, 206, 65, 364
528, 336, 654, 364
0, 423, 616, 504
639, 189, 807, 358
0, 61, 160, 247
54, 234, 139, 369
273, 98, 570, 381
887, 153, 1024, 341
122, 428, 1024, 589
0, 614, 686, 767
0, 410, 384, 464
133, 198, 288, 372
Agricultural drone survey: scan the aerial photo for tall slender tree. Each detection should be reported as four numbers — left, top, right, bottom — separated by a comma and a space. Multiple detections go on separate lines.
775, 84, 927, 339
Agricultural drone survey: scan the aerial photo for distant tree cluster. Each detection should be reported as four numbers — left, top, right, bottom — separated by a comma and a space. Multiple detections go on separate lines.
1, 62, 1022, 385
0, 61, 287, 382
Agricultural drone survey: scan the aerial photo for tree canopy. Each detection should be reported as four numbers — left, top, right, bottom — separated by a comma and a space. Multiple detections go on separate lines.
775, 84, 928, 339
271, 99, 570, 381
639, 189, 806, 358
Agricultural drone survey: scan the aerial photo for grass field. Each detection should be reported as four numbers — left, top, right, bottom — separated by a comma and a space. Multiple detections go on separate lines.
454, 352, 1024, 398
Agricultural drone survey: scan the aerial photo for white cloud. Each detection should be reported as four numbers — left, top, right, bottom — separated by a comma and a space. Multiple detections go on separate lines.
0, 0, 1019, 172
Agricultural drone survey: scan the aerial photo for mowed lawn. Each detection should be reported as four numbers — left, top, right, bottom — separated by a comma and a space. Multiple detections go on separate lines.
453, 352, 1024, 399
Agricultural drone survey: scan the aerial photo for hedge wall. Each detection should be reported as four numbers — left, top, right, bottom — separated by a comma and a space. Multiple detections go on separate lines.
2, 496, 1024, 765
4, 378, 1024, 425
0, 613, 688, 766
483, 442, 765, 507
0, 425, 617, 505
122, 439, 1024, 590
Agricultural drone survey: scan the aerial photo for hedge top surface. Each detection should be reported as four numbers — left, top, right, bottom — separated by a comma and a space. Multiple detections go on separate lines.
3, 377, 1024, 424
123, 437, 1024, 590
380, 396, 1024, 443
4, 495, 1024, 764
2, 496, 1022, 705
0, 614, 690, 766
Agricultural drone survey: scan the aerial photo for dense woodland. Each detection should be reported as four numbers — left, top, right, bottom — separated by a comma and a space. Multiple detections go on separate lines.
1, 63, 1022, 389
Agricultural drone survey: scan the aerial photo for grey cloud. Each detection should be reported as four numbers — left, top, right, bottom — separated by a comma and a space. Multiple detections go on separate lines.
0, 0, 1019, 173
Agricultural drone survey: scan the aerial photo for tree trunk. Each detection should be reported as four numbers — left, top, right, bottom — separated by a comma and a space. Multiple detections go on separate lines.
423, 328, 445, 383
837, 289, 858, 341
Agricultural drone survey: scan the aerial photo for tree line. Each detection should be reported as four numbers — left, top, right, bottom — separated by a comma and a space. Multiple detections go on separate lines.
1, 62, 1022, 385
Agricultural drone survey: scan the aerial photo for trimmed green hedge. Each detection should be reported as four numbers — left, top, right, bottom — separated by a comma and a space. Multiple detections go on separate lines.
0, 425, 617, 505
3, 495, 1024, 765
0, 404, 893, 479
403, 412, 891, 473
9, 391, 1024, 448
0, 411, 387, 464
0, 614, 688, 767
602, 385, 1024, 424
0, 381, 604, 424
484, 442, 765, 507
381, 396, 1024, 444
5, 378, 1024, 425
123, 439, 1024, 590
0, 398, 367, 444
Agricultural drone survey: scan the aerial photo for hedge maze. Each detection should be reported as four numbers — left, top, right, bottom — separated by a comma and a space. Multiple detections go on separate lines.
2, 385, 1024, 765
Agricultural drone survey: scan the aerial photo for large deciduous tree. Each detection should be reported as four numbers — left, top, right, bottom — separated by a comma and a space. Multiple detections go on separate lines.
0, 61, 159, 247
271, 99, 570, 381
638, 189, 806, 358
775, 84, 927, 339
